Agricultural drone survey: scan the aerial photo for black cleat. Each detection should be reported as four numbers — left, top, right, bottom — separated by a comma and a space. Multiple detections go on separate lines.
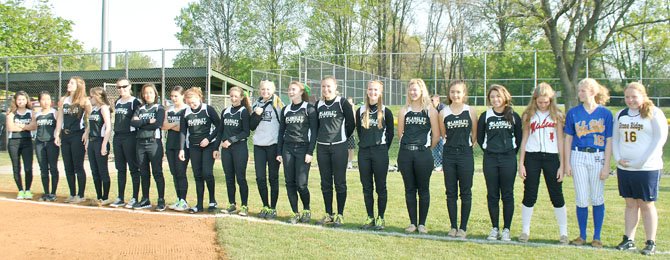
133, 198, 152, 210
615, 235, 636, 251
155, 198, 166, 212
641, 240, 656, 255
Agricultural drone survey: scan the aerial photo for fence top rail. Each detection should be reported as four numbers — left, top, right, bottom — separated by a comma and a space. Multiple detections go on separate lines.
301, 48, 670, 59
0, 48, 208, 60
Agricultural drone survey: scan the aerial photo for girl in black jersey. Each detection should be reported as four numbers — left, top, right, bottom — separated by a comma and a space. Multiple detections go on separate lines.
55, 76, 91, 204
34, 91, 59, 202
438, 80, 478, 238
356, 81, 394, 230
163, 86, 190, 212
477, 84, 522, 241
179, 87, 221, 214
315, 76, 355, 227
87, 87, 114, 206
398, 79, 440, 234
110, 78, 142, 208
277, 81, 318, 224
131, 84, 166, 211
218, 86, 251, 216
7, 91, 36, 200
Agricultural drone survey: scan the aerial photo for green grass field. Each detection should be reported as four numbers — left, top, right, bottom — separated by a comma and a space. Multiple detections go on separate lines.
0, 104, 668, 258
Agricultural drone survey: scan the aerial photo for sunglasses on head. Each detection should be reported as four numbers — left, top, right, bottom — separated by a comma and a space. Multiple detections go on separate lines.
116, 85, 130, 89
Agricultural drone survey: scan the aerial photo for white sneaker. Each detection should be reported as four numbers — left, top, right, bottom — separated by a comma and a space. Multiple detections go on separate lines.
347, 162, 353, 169
487, 227, 499, 240
501, 228, 511, 241
434, 166, 442, 172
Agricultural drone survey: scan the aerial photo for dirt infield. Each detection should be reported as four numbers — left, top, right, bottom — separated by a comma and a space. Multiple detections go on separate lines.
0, 192, 224, 260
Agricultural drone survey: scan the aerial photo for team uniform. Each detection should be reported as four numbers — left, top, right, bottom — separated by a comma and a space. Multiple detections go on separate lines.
614, 107, 667, 201
519, 110, 568, 240
218, 105, 250, 214
35, 108, 59, 201
88, 106, 111, 202
60, 97, 87, 201
440, 104, 475, 233
110, 97, 142, 208
130, 103, 166, 210
180, 103, 221, 213
277, 101, 318, 223
398, 107, 435, 229
564, 104, 613, 242
166, 105, 190, 210
477, 108, 522, 239
356, 104, 394, 228
250, 97, 282, 218
8, 109, 34, 198
315, 96, 355, 225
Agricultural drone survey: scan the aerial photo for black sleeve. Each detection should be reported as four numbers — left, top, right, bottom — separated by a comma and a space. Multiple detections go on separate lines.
477, 112, 487, 150
513, 112, 523, 153
207, 106, 221, 144
342, 99, 355, 138
229, 108, 250, 143
141, 106, 165, 130
180, 115, 188, 150
307, 105, 318, 155
249, 102, 262, 131
217, 109, 225, 144
355, 107, 362, 139
276, 106, 287, 155
130, 106, 143, 128
385, 108, 395, 150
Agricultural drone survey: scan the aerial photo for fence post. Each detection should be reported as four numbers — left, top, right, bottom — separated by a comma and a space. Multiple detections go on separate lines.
344, 53, 348, 100
533, 50, 538, 91
161, 48, 166, 104
389, 53, 393, 105
585, 52, 589, 78
433, 53, 437, 95
58, 56, 63, 99
206, 47, 212, 104
124, 50, 129, 79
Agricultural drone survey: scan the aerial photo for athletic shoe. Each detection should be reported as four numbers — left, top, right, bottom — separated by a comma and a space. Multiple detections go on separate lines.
518, 233, 529, 243
208, 202, 219, 213
299, 210, 311, 223
168, 199, 180, 210
405, 224, 417, 233
333, 214, 344, 227
38, 194, 48, 202
434, 166, 442, 172
64, 195, 74, 203
487, 228, 499, 240
188, 206, 202, 214
501, 228, 511, 241
418, 225, 428, 234
266, 208, 278, 220
100, 198, 115, 206
109, 198, 125, 208
374, 217, 385, 230
124, 198, 138, 209
288, 212, 300, 224
456, 229, 467, 239
46, 194, 57, 202
23, 190, 33, 200
317, 215, 334, 225
133, 198, 152, 210
221, 203, 236, 214
174, 200, 190, 212
591, 240, 603, 248
238, 205, 249, 216
258, 206, 269, 218
16, 191, 25, 200
347, 162, 353, 169
570, 237, 586, 246
641, 240, 656, 255
615, 235, 636, 250
70, 196, 86, 204
360, 217, 375, 230
559, 235, 569, 245
447, 228, 458, 237
155, 198, 166, 212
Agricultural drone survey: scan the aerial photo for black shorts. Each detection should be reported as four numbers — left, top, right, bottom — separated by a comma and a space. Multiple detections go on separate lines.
617, 168, 661, 201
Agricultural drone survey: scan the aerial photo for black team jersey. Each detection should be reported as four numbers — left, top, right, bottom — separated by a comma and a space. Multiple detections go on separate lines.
218, 105, 250, 144
9, 109, 33, 139
442, 105, 473, 148
180, 103, 221, 149
35, 108, 56, 142
62, 97, 85, 133
277, 101, 318, 155
401, 107, 432, 147
166, 106, 186, 150
477, 108, 522, 153
316, 96, 355, 144
131, 103, 165, 139
88, 107, 105, 137
114, 97, 141, 134
356, 104, 394, 149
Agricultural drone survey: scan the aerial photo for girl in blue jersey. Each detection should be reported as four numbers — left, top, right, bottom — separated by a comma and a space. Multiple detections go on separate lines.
6, 91, 36, 200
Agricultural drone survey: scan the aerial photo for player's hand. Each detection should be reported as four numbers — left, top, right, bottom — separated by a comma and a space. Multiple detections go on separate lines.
305, 154, 313, 164
213, 151, 220, 160
599, 168, 610, 180
565, 164, 572, 177
254, 107, 264, 115
101, 145, 108, 156
518, 165, 526, 180
55, 136, 61, 147
276, 155, 282, 163
149, 118, 156, 124
221, 140, 231, 149
556, 166, 564, 183
618, 159, 630, 168
179, 150, 186, 161
199, 139, 210, 147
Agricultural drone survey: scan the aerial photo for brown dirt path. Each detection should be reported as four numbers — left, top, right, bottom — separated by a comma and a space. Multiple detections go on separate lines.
0, 192, 224, 260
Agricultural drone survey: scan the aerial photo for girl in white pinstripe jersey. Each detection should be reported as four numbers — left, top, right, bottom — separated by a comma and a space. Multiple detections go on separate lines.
564, 78, 613, 248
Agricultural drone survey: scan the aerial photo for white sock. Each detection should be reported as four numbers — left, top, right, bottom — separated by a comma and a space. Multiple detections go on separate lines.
554, 206, 568, 236
521, 205, 533, 234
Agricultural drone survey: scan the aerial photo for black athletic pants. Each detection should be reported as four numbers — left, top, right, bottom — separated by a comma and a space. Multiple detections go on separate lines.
61, 132, 86, 197
190, 144, 217, 209
283, 143, 311, 213
167, 148, 189, 200
113, 133, 140, 200
483, 150, 517, 229
317, 142, 348, 215
358, 145, 389, 218
254, 144, 280, 209
522, 152, 565, 208
88, 138, 110, 200
222, 142, 248, 206
398, 148, 433, 226
35, 140, 59, 195
137, 138, 165, 200
8, 138, 33, 191
443, 146, 474, 231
